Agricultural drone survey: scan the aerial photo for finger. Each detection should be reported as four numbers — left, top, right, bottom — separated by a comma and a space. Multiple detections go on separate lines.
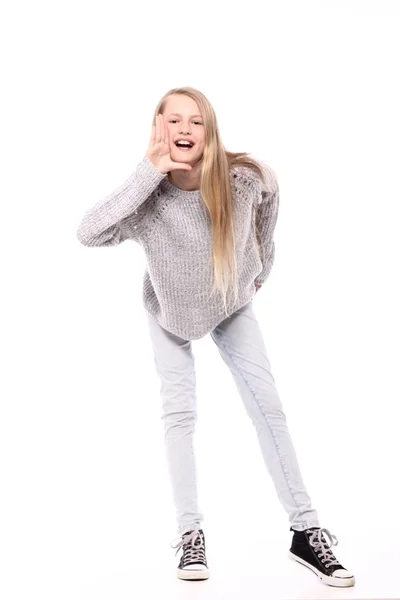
170, 162, 192, 171
165, 121, 170, 147
155, 114, 161, 143
159, 113, 163, 143
162, 114, 169, 147
150, 121, 156, 146
162, 115, 167, 145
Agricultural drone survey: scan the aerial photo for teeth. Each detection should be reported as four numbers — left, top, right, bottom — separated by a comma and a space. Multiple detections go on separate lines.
176, 141, 192, 146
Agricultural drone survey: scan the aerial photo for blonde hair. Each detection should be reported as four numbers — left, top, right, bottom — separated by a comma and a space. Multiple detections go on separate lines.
153, 86, 276, 317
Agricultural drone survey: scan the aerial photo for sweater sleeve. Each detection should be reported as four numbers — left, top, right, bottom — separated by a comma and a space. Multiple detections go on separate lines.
254, 176, 280, 287
76, 155, 167, 247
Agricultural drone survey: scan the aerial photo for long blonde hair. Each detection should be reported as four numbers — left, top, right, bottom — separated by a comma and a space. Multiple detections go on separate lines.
153, 86, 276, 317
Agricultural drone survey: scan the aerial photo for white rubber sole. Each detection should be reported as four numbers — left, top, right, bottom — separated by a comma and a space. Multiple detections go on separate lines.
177, 565, 210, 580
288, 551, 355, 587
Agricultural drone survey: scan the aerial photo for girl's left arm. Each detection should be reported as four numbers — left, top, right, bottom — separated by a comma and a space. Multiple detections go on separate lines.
254, 180, 280, 288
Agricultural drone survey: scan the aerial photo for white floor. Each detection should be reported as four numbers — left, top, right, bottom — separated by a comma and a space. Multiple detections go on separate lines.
78, 529, 399, 600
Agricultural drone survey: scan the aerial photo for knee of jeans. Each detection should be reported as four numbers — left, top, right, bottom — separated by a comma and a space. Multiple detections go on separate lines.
162, 407, 197, 426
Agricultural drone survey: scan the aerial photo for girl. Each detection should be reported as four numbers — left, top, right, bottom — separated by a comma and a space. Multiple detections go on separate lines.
76, 86, 355, 587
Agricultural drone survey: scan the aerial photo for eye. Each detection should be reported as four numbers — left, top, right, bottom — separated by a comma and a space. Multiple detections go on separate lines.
169, 120, 203, 125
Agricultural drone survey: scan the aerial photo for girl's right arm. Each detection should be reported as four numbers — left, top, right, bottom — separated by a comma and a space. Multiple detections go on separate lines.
76, 155, 166, 247
77, 114, 192, 247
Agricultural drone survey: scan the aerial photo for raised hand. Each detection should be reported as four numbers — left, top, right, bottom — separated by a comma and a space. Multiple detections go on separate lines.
146, 114, 193, 175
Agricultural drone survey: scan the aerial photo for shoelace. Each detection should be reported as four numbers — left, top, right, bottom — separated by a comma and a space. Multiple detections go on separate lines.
170, 529, 206, 564
307, 528, 341, 568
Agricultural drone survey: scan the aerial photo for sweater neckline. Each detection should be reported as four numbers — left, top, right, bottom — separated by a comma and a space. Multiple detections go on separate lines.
161, 176, 202, 199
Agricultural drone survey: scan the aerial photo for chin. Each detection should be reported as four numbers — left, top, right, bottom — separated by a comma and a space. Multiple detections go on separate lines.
171, 147, 200, 159
172, 150, 190, 158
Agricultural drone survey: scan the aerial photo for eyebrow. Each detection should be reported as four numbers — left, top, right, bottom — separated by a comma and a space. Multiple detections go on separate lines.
167, 113, 203, 118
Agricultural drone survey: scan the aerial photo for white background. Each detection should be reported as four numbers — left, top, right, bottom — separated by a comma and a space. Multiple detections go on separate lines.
1, 1, 399, 599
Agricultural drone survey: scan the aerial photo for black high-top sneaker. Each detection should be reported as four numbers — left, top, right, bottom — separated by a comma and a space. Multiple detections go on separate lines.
170, 528, 209, 580
288, 526, 355, 587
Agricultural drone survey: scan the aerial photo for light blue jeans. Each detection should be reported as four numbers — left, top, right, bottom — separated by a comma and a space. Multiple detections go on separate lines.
145, 300, 320, 536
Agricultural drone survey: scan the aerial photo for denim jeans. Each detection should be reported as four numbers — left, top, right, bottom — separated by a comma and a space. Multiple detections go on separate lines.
145, 300, 320, 536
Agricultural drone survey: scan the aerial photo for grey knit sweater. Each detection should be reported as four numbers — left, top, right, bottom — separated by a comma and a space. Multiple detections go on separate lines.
76, 155, 279, 340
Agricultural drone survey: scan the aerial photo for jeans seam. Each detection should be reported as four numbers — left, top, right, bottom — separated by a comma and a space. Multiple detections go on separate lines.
212, 330, 307, 529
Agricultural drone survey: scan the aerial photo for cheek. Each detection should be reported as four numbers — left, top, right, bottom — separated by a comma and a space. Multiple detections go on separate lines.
167, 127, 176, 146
163, 121, 174, 136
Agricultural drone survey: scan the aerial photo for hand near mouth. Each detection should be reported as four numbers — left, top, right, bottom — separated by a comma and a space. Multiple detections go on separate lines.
147, 114, 193, 175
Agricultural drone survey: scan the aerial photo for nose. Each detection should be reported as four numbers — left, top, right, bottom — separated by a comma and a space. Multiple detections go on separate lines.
179, 123, 191, 135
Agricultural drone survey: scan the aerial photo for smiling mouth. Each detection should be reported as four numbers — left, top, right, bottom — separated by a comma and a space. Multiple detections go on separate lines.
175, 141, 194, 150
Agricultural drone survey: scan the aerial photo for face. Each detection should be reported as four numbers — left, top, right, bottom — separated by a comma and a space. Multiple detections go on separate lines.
162, 95, 206, 165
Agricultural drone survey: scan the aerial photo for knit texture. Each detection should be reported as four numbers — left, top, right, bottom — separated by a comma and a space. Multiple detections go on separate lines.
76, 155, 279, 340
